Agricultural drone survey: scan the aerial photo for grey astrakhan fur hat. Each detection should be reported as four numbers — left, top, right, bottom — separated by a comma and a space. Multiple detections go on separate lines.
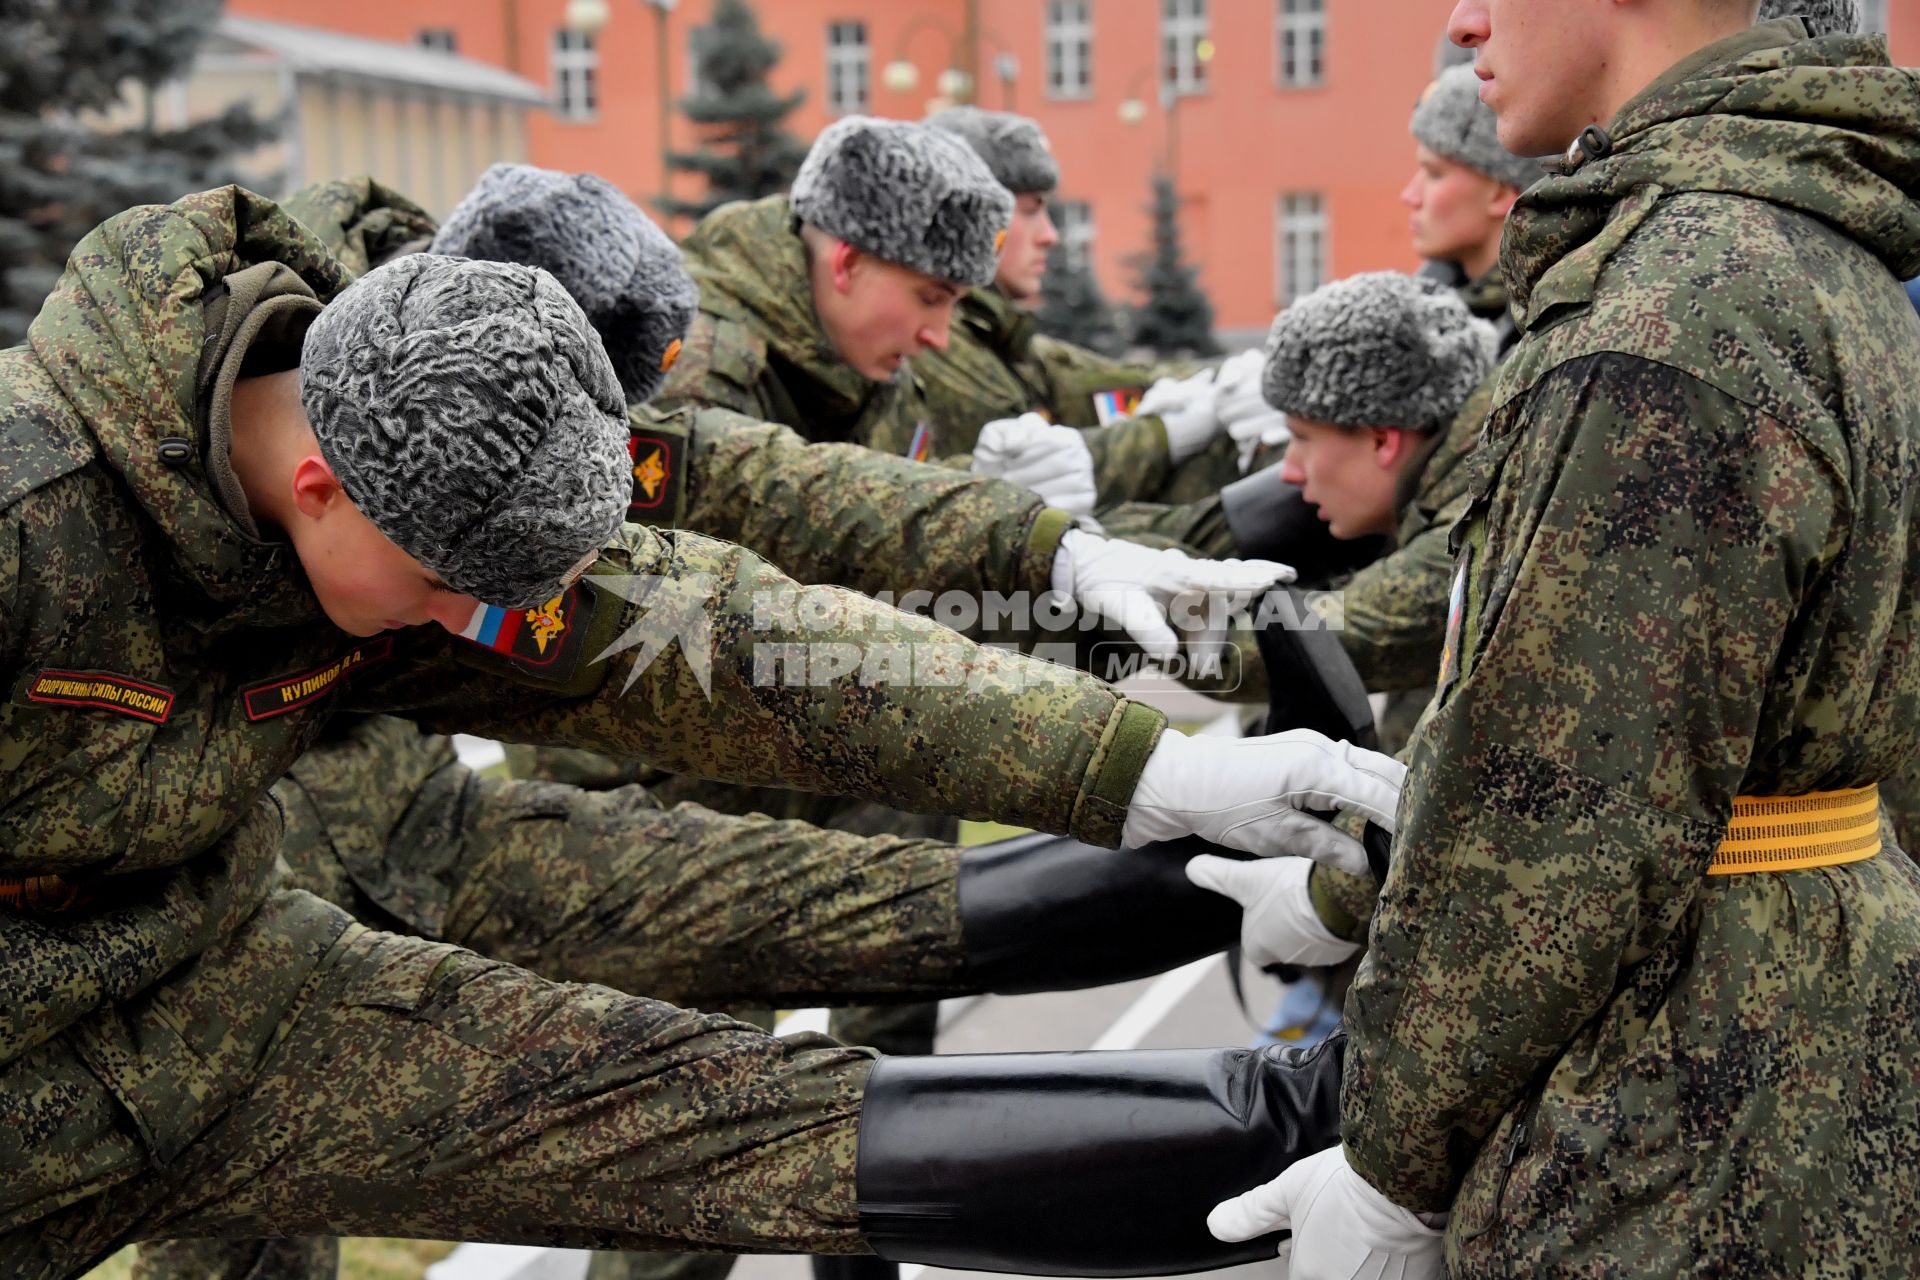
791, 115, 1014, 286
926, 105, 1061, 196
300, 254, 630, 609
1262, 272, 1498, 433
1757, 0, 1861, 37
432, 163, 698, 406
1411, 64, 1546, 193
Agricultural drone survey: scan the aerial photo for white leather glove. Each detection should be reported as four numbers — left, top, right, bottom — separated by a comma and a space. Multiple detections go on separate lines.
1156, 379, 1226, 464
1136, 368, 1217, 419
1213, 349, 1270, 426
1227, 407, 1291, 474
1208, 1145, 1445, 1280
1185, 854, 1361, 968
971, 412, 1097, 516
1120, 728, 1405, 869
1052, 528, 1291, 662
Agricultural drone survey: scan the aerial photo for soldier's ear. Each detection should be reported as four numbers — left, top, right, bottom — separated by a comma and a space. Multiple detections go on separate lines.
1370, 426, 1420, 470
828, 239, 863, 294
288, 454, 348, 521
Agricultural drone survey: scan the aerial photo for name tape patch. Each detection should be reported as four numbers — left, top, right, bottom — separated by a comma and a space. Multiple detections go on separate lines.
242, 636, 395, 722
26, 669, 175, 724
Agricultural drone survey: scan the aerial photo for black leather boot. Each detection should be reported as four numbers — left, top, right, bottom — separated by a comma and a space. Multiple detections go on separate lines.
957, 832, 1251, 995
856, 1031, 1346, 1276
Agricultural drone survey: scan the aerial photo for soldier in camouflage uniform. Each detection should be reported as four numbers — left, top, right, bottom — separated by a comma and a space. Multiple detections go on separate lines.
129, 170, 1310, 1280
1206, 9, 1920, 1276
0, 184, 1402, 1279
653, 117, 1230, 523
912, 107, 1243, 509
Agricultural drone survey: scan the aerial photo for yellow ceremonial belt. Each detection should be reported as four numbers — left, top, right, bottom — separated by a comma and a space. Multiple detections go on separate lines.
1707, 785, 1881, 875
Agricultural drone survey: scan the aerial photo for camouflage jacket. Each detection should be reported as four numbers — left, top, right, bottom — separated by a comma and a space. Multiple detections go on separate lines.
1342, 26, 1920, 1275
0, 187, 1165, 1072
284, 178, 1074, 616
659, 197, 1225, 510
911, 286, 1199, 508
657, 195, 914, 448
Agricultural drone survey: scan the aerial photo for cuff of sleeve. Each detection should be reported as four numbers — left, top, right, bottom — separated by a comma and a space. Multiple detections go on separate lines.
1070, 699, 1168, 847
1018, 506, 1079, 597
1133, 415, 1173, 464
1308, 865, 1370, 943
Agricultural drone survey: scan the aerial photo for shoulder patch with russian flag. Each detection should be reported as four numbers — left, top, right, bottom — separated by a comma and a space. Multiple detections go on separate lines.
904, 422, 935, 463
454, 583, 601, 687
1090, 388, 1146, 426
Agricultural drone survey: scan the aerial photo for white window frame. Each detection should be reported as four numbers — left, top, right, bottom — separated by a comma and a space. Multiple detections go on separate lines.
1045, 0, 1094, 101
1276, 192, 1328, 309
1861, 0, 1888, 33
417, 28, 457, 54
1161, 0, 1210, 97
551, 28, 599, 122
1276, 0, 1326, 88
1056, 199, 1095, 273
826, 20, 870, 116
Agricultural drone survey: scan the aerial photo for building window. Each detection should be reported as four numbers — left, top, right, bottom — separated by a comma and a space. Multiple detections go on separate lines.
1056, 199, 1095, 272
1161, 0, 1210, 96
1861, 0, 1887, 32
552, 28, 598, 121
1276, 0, 1325, 88
1045, 1, 1094, 101
417, 28, 457, 54
1277, 192, 1327, 308
826, 21, 869, 115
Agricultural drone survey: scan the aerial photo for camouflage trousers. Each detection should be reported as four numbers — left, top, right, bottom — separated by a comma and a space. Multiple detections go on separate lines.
109, 717, 974, 1280
1, 889, 877, 1280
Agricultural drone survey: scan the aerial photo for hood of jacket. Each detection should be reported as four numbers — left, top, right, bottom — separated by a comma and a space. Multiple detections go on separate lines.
1505, 21, 1920, 327
22, 185, 353, 624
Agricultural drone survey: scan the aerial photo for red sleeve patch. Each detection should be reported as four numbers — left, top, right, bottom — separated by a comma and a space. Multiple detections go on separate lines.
24, 669, 175, 724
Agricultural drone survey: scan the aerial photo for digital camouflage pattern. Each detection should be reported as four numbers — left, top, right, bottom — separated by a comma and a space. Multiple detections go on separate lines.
273, 717, 968, 1011
1342, 25, 1920, 1274
280, 176, 436, 274
146, 709, 967, 1280
281, 179, 1076, 633
657, 195, 914, 447
907, 285, 1220, 509
660, 196, 1231, 517
0, 185, 1164, 1276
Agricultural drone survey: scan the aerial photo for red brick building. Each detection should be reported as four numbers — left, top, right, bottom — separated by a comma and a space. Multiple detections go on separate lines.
222, 0, 1915, 338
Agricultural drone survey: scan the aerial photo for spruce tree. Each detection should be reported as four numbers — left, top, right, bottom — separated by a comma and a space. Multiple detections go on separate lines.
1126, 173, 1218, 357
1033, 238, 1123, 357
0, 0, 275, 343
659, 0, 808, 223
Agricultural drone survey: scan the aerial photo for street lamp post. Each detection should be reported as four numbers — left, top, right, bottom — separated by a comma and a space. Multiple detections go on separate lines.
1117, 69, 1178, 175
1116, 39, 1213, 177
564, 0, 678, 196
881, 14, 1019, 113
